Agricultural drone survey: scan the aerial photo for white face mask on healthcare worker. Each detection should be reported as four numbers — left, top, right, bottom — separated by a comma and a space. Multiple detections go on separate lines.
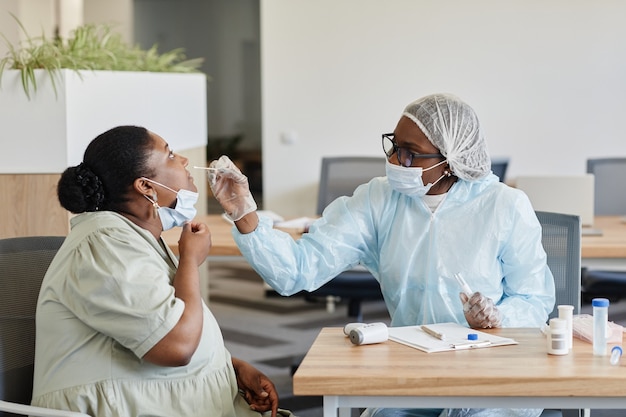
385, 159, 448, 198
141, 177, 199, 230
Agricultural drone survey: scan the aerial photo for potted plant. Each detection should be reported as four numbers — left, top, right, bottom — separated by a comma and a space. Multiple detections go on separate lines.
0, 22, 209, 237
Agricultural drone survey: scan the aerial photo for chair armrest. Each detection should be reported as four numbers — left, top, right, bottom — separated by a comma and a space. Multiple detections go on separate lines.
0, 400, 92, 417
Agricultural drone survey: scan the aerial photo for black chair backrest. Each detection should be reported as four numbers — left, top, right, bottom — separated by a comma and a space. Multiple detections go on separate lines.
490, 157, 510, 183
0, 236, 64, 406
317, 157, 387, 215
535, 211, 581, 320
587, 158, 626, 216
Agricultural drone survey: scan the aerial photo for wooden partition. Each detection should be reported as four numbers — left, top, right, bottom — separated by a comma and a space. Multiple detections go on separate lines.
0, 174, 70, 238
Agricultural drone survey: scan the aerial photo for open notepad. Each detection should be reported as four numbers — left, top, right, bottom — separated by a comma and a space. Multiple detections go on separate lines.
388, 322, 518, 353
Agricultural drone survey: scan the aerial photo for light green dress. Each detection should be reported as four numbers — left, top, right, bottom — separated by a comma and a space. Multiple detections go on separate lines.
32, 211, 262, 417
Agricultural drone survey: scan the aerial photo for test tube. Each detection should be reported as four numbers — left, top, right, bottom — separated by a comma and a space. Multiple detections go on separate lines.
593, 298, 610, 356
610, 346, 623, 366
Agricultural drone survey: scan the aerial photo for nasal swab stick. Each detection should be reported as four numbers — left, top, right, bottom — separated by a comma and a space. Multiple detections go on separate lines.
454, 273, 473, 297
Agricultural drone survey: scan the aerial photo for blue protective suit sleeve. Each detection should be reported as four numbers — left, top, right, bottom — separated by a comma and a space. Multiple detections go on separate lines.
232, 196, 377, 296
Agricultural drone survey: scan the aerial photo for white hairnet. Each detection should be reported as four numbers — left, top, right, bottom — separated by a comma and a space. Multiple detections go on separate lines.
402, 93, 491, 181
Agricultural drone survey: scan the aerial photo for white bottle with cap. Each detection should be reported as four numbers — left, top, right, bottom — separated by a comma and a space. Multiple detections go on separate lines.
547, 318, 568, 355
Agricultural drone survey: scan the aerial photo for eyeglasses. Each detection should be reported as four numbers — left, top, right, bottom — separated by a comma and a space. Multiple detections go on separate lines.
381, 133, 444, 168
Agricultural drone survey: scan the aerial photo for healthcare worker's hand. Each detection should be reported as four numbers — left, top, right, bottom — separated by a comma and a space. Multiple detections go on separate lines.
207, 155, 257, 221
460, 292, 503, 329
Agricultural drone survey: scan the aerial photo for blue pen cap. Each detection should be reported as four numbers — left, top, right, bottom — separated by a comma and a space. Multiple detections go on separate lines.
467, 333, 478, 341
592, 298, 610, 307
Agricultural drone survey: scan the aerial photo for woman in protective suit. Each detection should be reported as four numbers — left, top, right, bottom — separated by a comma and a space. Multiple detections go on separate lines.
208, 93, 555, 417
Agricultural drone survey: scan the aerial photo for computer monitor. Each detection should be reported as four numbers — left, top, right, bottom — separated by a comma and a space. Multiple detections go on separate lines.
515, 174, 595, 227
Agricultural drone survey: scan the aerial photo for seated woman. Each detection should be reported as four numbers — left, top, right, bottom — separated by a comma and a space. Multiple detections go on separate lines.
32, 125, 281, 417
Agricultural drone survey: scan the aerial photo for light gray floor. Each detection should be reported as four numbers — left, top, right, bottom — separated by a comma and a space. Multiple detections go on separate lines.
208, 261, 626, 417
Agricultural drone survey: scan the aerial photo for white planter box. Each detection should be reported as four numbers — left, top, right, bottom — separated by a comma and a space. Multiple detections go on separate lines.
0, 69, 207, 173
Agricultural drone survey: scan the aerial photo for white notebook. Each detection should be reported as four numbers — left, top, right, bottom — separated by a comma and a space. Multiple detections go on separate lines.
388, 322, 518, 353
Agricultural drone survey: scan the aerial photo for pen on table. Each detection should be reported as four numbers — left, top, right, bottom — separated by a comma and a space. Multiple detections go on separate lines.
452, 340, 491, 350
453, 272, 473, 297
421, 325, 446, 340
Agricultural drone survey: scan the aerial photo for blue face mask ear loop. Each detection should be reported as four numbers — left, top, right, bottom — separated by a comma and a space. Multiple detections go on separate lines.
425, 159, 449, 188
142, 192, 160, 217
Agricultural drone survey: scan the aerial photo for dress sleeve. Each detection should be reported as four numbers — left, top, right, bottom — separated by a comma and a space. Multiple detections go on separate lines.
59, 227, 185, 358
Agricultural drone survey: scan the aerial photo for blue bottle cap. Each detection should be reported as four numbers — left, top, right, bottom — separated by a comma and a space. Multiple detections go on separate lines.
592, 298, 610, 307
467, 333, 478, 341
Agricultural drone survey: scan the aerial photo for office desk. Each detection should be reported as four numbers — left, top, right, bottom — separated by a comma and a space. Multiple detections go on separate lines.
161, 214, 302, 259
162, 214, 243, 258
582, 216, 626, 270
293, 327, 626, 417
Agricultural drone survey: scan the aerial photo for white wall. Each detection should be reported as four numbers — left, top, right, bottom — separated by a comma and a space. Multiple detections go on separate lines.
0, 0, 132, 56
0, 0, 54, 55
261, 0, 626, 217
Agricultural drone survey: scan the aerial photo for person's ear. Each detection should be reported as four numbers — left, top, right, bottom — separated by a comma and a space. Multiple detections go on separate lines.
134, 177, 155, 197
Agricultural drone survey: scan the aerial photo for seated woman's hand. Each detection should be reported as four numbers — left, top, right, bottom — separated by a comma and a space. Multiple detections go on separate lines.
233, 358, 279, 417
460, 292, 503, 329
177, 221, 212, 267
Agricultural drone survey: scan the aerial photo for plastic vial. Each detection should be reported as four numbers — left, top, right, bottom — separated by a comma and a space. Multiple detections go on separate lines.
547, 318, 568, 355
610, 346, 623, 366
592, 298, 610, 356
557, 305, 574, 350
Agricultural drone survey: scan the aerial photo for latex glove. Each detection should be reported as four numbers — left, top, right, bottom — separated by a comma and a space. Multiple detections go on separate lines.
207, 155, 257, 221
460, 292, 503, 329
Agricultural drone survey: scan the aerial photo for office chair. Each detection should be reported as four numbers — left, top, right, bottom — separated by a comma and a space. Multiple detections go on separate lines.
535, 211, 582, 319
490, 157, 510, 183
535, 211, 584, 417
586, 158, 626, 216
582, 158, 626, 301
307, 157, 386, 321
0, 236, 91, 417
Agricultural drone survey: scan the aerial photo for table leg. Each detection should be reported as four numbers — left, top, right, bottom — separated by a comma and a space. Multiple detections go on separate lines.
323, 396, 339, 417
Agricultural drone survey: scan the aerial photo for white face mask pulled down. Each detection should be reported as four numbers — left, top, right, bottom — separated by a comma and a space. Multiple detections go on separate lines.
141, 177, 199, 230
385, 159, 448, 198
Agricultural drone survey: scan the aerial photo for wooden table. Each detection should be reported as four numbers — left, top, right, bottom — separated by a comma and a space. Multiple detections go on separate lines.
582, 216, 626, 270
162, 215, 626, 268
161, 214, 303, 259
162, 214, 243, 258
293, 327, 626, 417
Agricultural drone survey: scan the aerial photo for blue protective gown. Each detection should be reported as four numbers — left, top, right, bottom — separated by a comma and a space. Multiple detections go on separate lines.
234, 174, 555, 329
234, 173, 553, 417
